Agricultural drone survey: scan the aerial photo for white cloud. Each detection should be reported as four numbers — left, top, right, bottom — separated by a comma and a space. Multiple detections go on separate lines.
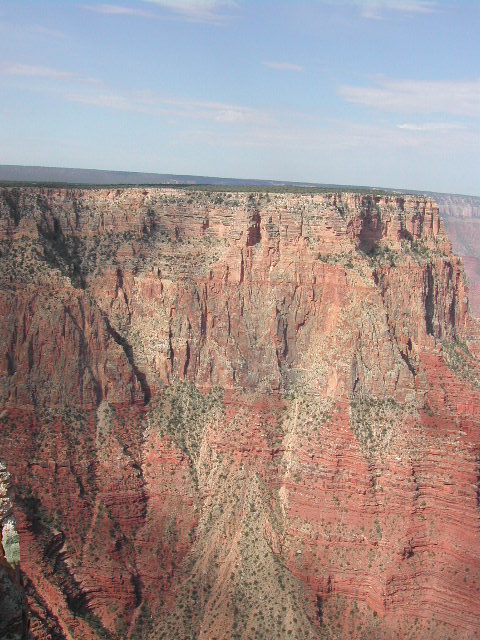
317, 0, 439, 20
356, 1, 438, 19
141, 0, 237, 24
65, 84, 477, 155
66, 89, 270, 125
81, 1, 236, 24
28, 25, 67, 39
385, 1, 437, 12
0, 62, 74, 79
397, 122, 464, 131
262, 61, 304, 72
80, 4, 154, 17
0, 62, 98, 83
67, 93, 149, 111
340, 78, 480, 117
180, 118, 476, 155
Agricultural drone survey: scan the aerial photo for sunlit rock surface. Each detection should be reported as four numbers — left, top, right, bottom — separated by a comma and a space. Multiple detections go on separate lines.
0, 187, 479, 639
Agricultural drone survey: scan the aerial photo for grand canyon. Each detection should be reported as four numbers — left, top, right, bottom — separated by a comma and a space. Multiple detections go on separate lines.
1, 186, 479, 640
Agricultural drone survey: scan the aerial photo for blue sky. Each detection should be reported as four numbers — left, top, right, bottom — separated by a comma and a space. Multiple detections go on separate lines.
0, 0, 479, 194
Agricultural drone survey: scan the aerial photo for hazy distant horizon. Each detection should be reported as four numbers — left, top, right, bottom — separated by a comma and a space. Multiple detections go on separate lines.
2, 162, 480, 198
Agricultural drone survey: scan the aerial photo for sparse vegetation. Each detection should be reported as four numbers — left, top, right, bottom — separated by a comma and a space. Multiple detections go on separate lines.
350, 395, 407, 457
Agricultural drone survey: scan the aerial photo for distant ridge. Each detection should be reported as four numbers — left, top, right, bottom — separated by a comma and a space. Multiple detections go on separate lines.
0, 164, 329, 188
0, 164, 390, 193
0, 165, 479, 202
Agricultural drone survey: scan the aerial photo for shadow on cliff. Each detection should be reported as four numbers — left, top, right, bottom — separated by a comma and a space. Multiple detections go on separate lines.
103, 318, 151, 405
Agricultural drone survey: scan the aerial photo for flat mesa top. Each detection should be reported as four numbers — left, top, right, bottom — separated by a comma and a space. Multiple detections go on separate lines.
0, 181, 418, 197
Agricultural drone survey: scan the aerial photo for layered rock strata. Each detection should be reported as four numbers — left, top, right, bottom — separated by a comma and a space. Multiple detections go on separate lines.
0, 187, 479, 639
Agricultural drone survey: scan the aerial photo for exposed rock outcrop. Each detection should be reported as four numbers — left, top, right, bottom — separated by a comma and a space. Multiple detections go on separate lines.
0, 462, 29, 640
0, 187, 479, 639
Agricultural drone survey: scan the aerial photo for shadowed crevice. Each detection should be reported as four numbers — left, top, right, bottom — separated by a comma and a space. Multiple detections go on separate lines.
104, 318, 151, 405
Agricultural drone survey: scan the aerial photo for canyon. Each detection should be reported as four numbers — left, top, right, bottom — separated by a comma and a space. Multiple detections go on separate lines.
0, 186, 479, 639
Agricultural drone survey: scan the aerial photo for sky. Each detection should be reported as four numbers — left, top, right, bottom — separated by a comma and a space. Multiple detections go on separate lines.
0, 0, 479, 195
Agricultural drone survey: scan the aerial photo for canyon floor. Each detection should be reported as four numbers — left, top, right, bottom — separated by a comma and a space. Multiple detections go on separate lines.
0, 187, 479, 639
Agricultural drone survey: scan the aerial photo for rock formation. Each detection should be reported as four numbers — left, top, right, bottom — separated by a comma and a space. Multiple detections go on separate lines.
433, 193, 480, 317
0, 186, 479, 639
0, 461, 29, 639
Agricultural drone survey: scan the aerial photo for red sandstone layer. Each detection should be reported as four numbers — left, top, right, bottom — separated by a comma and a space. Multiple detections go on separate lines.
0, 187, 479, 639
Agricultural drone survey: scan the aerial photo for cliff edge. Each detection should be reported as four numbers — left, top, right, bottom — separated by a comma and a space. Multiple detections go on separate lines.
0, 187, 479, 639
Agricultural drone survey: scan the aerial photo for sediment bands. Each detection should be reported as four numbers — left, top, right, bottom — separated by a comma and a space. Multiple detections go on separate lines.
0, 187, 479, 639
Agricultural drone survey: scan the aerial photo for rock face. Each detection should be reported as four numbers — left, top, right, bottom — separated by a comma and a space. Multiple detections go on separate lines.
0, 186, 479, 639
433, 193, 480, 317
0, 461, 29, 640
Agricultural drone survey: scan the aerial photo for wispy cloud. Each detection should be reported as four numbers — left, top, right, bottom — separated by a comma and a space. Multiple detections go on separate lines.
340, 78, 480, 117
262, 61, 303, 72
397, 122, 464, 131
28, 25, 67, 39
317, 0, 439, 20
356, 1, 439, 20
141, 0, 237, 24
67, 93, 149, 111
64, 83, 477, 154
0, 62, 98, 83
66, 89, 270, 124
1, 62, 73, 79
80, 4, 154, 17
180, 118, 476, 155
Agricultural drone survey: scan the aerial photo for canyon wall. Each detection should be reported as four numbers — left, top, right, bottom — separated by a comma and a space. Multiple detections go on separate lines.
434, 193, 480, 317
0, 187, 479, 639
0, 461, 29, 639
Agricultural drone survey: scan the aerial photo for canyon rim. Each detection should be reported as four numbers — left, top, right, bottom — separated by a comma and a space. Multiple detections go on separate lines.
0, 186, 479, 639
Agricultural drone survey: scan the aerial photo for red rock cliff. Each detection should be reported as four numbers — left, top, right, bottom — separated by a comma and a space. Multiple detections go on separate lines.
0, 187, 479, 639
